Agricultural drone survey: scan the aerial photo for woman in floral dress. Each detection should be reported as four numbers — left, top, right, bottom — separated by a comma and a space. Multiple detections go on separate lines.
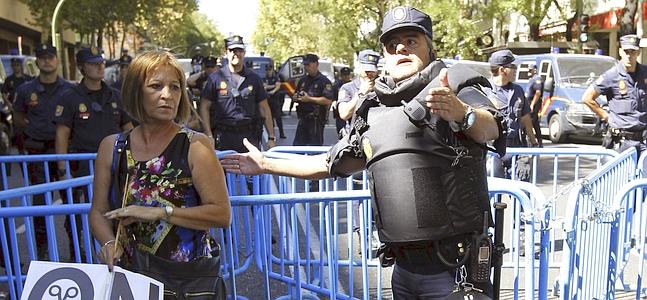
90, 51, 231, 270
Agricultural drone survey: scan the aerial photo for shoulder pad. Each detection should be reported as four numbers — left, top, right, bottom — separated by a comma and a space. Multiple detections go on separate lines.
327, 135, 363, 178
446, 63, 492, 91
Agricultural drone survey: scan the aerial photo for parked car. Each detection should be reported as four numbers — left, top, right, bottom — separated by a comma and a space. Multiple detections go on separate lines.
514, 54, 617, 143
244, 55, 273, 80
442, 58, 492, 79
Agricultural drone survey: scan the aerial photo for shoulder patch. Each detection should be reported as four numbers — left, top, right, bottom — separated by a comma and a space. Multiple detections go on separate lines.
362, 137, 373, 160
325, 83, 332, 91
55, 105, 64, 117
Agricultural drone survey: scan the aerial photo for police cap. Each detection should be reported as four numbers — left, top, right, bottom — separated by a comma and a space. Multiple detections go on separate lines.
225, 35, 246, 50
119, 55, 132, 66
358, 49, 380, 72
303, 54, 319, 64
340, 67, 352, 76
488, 49, 516, 67
76, 47, 105, 64
620, 34, 640, 50
379, 6, 433, 44
204, 56, 218, 67
35, 44, 57, 58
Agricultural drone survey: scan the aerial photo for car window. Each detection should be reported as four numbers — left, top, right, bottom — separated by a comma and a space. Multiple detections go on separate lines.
1, 58, 12, 77
557, 57, 616, 87
516, 62, 535, 82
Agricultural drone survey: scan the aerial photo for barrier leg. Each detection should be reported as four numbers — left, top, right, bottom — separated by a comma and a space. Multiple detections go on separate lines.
493, 202, 506, 300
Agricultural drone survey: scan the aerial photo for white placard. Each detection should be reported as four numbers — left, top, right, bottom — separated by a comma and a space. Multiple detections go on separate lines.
20, 261, 163, 300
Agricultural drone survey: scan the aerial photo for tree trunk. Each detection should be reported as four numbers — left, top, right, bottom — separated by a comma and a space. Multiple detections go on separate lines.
566, 14, 576, 41
529, 23, 540, 41
620, 0, 638, 36
120, 23, 127, 55
97, 28, 103, 49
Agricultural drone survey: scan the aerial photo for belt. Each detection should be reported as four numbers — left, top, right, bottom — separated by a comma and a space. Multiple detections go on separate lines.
611, 128, 643, 141
388, 242, 435, 264
215, 123, 258, 133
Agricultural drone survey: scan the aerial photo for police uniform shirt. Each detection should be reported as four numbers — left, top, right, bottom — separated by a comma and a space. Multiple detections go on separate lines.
1, 73, 34, 103
201, 66, 268, 125
337, 78, 361, 107
262, 73, 282, 99
53, 81, 131, 153
490, 81, 529, 135
295, 72, 334, 114
14, 77, 71, 142
527, 75, 543, 103
593, 62, 647, 131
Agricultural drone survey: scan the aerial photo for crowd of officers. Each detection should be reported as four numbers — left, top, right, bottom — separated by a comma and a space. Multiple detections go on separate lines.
3, 5, 647, 298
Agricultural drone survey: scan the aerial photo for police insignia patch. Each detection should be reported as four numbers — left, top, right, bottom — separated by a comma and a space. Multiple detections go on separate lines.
325, 84, 332, 90
111, 102, 117, 109
619, 80, 626, 91
392, 6, 407, 22
41, 44, 47, 50
248, 85, 253, 91
79, 103, 87, 113
55, 105, 63, 117
220, 81, 227, 89
314, 84, 318, 89
362, 137, 373, 160
30, 93, 37, 101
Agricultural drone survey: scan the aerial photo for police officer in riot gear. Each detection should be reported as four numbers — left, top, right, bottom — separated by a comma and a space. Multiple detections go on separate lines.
199, 35, 276, 152
222, 6, 505, 299
584, 34, 647, 164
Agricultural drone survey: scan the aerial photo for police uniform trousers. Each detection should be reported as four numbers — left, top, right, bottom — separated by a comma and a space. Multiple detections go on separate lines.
268, 94, 285, 137
530, 105, 542, 147
214, 125, 262, 153
616, 138, 647, 172
389, 244, 454, 299
24, 135, 64, 259
293, 114, 323, 146
491, 136, 527, 179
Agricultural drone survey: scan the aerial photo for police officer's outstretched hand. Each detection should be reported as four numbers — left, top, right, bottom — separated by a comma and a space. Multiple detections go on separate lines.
220, 138, 264, 175
425, 68, 467, 123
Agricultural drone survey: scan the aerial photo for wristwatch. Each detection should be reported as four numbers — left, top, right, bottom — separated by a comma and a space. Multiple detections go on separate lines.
164, 205, 174, 220
268, 136, 276, 141
460, 106, 476, 132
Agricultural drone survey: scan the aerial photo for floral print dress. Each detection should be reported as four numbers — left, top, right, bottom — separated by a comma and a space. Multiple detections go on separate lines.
122, 127, 209, 262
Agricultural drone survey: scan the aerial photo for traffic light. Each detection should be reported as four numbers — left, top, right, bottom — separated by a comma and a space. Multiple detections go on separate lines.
579, 14, 590, 43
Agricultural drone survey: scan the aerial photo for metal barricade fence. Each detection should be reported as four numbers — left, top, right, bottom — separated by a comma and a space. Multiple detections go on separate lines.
609, 178, 647, 298
559, 147, 637, 300
0, 153, 96, 191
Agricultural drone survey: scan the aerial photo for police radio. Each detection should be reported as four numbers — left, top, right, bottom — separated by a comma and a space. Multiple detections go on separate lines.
470, 211, 493, 283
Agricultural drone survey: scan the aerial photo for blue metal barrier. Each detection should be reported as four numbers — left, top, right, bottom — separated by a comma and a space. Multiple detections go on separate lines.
0, 153, 96, 191
559, 147, 637, 300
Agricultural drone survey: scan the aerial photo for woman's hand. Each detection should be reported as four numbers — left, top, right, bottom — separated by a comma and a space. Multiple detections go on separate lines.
105, 205, 166, 226
98, 240, 123, 271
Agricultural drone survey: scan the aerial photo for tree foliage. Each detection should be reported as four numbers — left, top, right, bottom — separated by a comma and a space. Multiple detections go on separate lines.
19, 0, 220, 57
253, 0, 506, 63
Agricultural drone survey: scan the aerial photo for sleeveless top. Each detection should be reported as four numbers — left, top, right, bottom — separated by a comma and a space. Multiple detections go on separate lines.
122, 127, 210, 262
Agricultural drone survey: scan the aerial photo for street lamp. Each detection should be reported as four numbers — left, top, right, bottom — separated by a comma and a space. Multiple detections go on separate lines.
51, 0, 66, 75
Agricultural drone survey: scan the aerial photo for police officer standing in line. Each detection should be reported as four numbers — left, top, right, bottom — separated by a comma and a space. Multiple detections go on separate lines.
222, 6, 504, 298
489, 50, 537, 180
188, 56, 219, 95
13, 44, 70, 258
293, 54, 334, 146
263, 64, 287, 139
337, 50, 380, 122
331, 67, 353, 137
1, 58, 34, 155
526, 63, 544, 147
584, 34, 647, 161
54, 47, 133, 258
1, 58, 34, 105
199, 35, 276, 152
110, 57, 131, 92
